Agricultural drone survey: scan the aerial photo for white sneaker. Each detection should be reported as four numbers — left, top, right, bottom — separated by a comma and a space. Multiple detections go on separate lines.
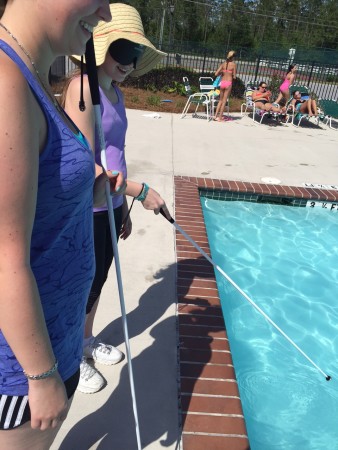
77, 357, 105, 394
83, 338, 124, 366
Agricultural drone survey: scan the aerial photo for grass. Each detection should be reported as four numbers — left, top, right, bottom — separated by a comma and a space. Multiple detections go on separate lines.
146, 95, 161, 107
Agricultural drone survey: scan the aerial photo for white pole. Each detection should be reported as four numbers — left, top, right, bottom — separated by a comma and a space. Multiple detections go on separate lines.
168, 216, 331, 381
159, 2, 166, 50
85, 37, 143, 449
94, 108, 142, 450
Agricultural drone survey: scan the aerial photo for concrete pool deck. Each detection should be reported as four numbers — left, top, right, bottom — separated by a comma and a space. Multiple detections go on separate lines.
52, 110, 338, 450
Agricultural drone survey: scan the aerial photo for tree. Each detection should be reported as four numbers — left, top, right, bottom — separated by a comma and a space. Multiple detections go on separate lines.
114, 0, 337, 55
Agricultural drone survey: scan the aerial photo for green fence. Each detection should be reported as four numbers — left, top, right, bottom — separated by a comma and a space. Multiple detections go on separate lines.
51, 42, 338, 101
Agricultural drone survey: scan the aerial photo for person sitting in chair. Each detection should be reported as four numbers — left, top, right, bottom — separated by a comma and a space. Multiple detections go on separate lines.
290, 90, 318, 117
252, 82, 285, 113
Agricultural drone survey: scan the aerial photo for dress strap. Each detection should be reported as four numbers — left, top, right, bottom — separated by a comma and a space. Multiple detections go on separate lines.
0, 40, 49, 105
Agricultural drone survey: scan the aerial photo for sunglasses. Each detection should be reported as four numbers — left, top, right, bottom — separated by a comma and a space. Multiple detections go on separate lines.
109, 39, 145, 68
261, 85, 267, 89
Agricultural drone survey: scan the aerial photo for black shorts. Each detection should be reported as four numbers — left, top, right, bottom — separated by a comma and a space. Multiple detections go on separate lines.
0, 369, 80, 430
255, 99, 268, 105
86, 206, 123, 313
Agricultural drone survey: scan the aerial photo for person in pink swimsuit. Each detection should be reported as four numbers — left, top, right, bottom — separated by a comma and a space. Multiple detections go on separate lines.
213, 50, 236, 122
274, 64, 297, 106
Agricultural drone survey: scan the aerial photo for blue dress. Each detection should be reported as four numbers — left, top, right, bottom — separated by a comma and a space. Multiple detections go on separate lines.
0, 41, 95, 396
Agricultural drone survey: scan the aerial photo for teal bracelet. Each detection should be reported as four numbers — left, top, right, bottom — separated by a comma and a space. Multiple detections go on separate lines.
135, 183, 149, 202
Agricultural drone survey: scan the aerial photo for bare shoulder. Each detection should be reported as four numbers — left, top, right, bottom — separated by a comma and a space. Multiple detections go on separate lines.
0, 52, 42, 143
65, 74, 93, 118
0, 51, 33, 110
67, 74, 91, 100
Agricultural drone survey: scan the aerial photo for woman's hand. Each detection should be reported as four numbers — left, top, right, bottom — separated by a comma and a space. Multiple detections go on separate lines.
120, 196, 132, 240
142, 187, 171, 219
93, 170, 126, 207
120, 215, 132, 240
105, 170, 126, 195
28, 372, 68, 430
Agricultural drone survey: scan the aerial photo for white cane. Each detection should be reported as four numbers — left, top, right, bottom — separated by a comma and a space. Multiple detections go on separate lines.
160, 209, 331, 382
85, 37, 142, 449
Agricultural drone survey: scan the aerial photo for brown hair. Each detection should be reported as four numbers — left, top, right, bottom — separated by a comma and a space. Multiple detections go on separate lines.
0, 0, 7, 18
57, 69, 81, 109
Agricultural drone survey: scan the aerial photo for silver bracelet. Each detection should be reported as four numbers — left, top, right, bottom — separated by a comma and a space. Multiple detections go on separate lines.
23, 359, 59, 381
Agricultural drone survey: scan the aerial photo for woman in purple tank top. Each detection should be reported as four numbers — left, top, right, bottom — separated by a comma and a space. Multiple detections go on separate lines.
0, 0, 122, 448
62, 3, 171, 395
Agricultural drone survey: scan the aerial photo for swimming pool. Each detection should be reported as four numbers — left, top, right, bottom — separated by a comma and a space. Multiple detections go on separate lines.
201, 194, 338, 450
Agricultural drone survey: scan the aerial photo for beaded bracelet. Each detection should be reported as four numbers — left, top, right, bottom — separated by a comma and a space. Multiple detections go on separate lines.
23, 359, 59, 381
135, 183, 149, 202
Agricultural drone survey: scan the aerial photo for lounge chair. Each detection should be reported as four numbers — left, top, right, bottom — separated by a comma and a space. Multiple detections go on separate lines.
180, 76, 211, 120
199, 76, 214, 94
199, 76, 217, 119
199, 76, 230, 119
318, 99, 338, 130
241, 82, 255, 116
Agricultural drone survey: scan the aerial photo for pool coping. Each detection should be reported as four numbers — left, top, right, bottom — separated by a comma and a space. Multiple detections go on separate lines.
175, 176, 338, 450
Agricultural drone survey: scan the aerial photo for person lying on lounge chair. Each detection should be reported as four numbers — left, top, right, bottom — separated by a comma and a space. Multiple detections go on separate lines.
290, 91, 318, 117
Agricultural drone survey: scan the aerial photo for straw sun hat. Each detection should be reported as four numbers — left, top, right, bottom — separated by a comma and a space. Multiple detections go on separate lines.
72, 3, 166, 77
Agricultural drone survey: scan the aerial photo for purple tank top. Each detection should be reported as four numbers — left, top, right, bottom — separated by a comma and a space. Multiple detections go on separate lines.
94, 84, 128, 212
0, 41, 95, 395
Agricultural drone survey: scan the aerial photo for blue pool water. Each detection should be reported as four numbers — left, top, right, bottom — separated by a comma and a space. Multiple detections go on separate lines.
201, 196, 338, 450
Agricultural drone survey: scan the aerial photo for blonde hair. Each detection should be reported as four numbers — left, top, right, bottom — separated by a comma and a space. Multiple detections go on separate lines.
226, 50, 236, 61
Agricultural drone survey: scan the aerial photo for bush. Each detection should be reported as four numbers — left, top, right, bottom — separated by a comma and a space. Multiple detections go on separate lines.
146, 95, 161, 106
326, 74, 338, 83
268, 72, 284, 102
230, 77, 246, 99
163, 81, 187, 96
130, 95, 140, 104
121, 67, 246, 99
